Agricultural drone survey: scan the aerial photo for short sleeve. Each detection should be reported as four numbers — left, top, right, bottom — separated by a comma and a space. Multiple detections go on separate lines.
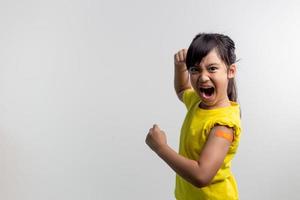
204, 113, 242, 153
182, 88, 200, 110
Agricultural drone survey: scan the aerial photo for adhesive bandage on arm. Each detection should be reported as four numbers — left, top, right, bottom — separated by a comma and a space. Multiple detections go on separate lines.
215, 130, 234, 142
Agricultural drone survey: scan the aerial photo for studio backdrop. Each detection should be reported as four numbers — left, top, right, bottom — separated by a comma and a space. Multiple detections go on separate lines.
0, 0, 300, 199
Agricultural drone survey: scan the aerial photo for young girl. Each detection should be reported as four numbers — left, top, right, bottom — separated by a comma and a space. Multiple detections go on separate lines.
146, 33, 242, 200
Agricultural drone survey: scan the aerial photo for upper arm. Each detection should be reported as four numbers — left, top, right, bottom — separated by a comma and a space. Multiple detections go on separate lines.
177, 88, 192, 102
197, 125, 233, 185
177, 90, 185, 102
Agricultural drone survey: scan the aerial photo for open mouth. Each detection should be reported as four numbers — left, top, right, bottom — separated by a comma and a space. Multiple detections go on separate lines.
199, 87, 215, 99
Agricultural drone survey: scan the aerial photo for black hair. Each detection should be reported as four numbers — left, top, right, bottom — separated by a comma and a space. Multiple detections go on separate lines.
186, 33, 238, 102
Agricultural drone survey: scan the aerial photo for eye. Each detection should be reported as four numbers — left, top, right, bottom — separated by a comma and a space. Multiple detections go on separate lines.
208, 66, 218, 72
189, 66, 199, 74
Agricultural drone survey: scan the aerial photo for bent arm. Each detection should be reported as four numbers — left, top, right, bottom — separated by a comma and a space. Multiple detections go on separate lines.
156, 145, 209, 187
174, 49, 192, 101
155, 126, 233, 188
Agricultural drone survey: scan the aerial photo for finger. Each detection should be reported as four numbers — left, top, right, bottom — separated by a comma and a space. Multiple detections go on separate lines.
181, 49, 187, 62
179, 50, 185, 62
153, 124, 159, 130
145, 134, 150, 144
174, 53, 179, 63
183, 49, 187, 59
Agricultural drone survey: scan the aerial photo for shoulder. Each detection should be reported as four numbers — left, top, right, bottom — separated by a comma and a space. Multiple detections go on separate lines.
204, 107, 242, 152
180, 88, 200, 110
211, 103, 241, 128
209, 125, 234, 143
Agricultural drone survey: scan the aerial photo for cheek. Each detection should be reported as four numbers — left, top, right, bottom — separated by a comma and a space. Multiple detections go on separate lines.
214, 77, 229, 91
190, 75, 198, 86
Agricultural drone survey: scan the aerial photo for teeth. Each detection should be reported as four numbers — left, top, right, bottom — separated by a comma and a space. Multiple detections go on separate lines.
200, 87, 214, 91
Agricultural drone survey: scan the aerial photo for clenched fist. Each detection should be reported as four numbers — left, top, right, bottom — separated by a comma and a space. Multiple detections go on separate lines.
145, 124, 167, 153
174, 49, 188, 69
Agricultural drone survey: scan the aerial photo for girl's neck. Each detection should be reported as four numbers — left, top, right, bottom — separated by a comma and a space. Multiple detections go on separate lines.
199, 96, 231, 110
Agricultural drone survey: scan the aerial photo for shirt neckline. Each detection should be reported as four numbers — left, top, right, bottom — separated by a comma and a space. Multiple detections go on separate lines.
196, 101, 239, 112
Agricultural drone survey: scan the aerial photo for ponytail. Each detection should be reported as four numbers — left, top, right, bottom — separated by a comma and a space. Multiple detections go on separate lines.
227, 78, 237, 102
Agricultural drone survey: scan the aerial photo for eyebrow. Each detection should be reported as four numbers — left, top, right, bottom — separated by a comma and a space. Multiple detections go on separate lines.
194, 63, 220, 68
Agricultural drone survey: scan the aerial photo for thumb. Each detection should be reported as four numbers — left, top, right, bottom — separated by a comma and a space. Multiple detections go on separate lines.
153, 124, 159, 130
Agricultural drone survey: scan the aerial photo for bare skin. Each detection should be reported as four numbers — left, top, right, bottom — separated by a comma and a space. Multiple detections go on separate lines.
174, 49, 192, 101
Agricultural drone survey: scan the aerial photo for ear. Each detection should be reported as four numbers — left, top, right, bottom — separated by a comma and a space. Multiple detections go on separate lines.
227, 64, 236, 79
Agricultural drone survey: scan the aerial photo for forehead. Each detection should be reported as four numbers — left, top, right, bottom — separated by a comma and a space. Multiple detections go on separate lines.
197, 49, 224, 67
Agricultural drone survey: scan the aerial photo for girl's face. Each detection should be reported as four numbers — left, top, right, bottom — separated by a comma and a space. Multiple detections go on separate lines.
189, 48, 236, 109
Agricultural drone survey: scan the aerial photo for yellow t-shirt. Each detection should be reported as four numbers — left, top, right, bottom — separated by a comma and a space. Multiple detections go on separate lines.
175, 89, 242, 200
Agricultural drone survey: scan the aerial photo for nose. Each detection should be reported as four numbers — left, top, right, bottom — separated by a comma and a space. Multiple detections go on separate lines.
198, 72, 210, 83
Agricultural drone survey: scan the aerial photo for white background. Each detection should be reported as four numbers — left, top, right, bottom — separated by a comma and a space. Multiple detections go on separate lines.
1, 0, 300, 199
